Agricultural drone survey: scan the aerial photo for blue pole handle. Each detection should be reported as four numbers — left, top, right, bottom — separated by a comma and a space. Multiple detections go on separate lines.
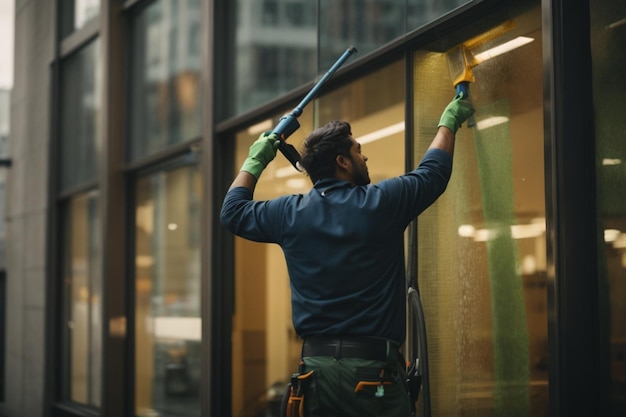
455, 82, 476, 128
455, 81, 470, 98
273, 46, 358, 171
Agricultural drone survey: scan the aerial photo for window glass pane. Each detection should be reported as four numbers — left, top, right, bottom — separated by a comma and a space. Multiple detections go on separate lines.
63, 191, 101, 406
134, 164, 202, 417
129, 0, 202, 161
60, 40, 101, 191
231, 61, 404, 417
412, 5, 546, 416
60, 0, 100, 38
407, 0, 470, 32
319, 0, 406, 69
591, 1, 626, 416
318, 0, 470, 70
234, 0, 317, 115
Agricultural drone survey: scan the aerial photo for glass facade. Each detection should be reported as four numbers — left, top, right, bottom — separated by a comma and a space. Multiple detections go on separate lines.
230, 4, 548, 417
134, 164, 202, 417
591, 0, 626, 415
22, 0, 616, 416
129, 0, 202, 161
60, 40, 101, 192
62, 191, 102, 406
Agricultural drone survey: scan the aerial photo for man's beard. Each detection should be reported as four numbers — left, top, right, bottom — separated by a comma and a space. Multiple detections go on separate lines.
353, 166, 371, 186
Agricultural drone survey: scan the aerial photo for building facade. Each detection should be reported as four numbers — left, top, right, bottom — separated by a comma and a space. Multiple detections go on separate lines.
3, 0, 625, 416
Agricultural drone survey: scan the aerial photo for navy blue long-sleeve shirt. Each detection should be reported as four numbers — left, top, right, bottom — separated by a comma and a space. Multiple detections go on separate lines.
220, 148, 452, 345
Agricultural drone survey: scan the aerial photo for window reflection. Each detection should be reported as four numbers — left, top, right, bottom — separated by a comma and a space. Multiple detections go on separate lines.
60, 0, 100, 38
232, 62, 405, 417
129, 0, 202, 161
318, 0, 469, 72
234, 0, 317, 115
135, 164, 202, 417
412, 5, 547, 416
60, 40, 101, 192
231, 0, 472, 118
63, 191, 102, 406
407, 0, 470, 32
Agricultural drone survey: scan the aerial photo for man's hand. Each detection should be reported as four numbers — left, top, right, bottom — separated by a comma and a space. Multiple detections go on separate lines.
240, 132, 280, 179
438, 91, 475, 134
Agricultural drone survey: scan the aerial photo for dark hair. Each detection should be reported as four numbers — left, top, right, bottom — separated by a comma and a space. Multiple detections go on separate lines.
300, 120, 353, 183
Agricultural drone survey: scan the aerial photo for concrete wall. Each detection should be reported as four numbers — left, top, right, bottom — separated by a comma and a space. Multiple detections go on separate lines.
4, 0, 54, 415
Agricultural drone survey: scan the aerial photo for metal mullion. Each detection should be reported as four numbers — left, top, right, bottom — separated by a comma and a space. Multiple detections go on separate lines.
59, 17, 100, 58
542, 0, 601, 416
202, 0, 229, 414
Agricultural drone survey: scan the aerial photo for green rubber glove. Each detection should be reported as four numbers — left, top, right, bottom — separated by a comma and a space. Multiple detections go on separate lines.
240, 132, 280, 179
438, 91, 475, 134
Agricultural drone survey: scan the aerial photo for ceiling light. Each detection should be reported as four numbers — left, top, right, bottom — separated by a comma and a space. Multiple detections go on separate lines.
474, 36, 534, 62
605, 229, 621, 243
154, 317, 202, 341
459, 220, 546, 241
357, 121, 404, 145
476, 116, 509, 130
458, 224, 476, 237
602, 158, 622, 166
474, 228, 497, 242
511, 222, 545, 239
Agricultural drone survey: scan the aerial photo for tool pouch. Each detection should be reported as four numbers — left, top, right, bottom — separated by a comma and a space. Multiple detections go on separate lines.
353, 367, 397, 398
281, 370, 314, 417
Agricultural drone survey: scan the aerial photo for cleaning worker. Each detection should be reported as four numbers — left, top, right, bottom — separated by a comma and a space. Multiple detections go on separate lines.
220, 91, 474, 417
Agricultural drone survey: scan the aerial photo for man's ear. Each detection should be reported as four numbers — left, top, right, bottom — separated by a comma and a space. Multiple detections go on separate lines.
335, 155, 350, 169
336, 154, 350, 171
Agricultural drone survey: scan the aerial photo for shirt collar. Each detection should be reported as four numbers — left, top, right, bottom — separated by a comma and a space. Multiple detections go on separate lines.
313, 177, 353, 193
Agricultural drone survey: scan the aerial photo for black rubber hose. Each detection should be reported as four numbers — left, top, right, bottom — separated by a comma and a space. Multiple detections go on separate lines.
408, 287, 431, 417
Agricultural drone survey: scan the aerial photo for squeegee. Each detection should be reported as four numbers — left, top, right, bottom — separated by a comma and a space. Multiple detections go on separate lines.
446, 20, 516, 127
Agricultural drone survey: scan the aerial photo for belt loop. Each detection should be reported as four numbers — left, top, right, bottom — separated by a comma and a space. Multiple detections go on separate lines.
385, 340, 390, 360
335, 338, 342, 359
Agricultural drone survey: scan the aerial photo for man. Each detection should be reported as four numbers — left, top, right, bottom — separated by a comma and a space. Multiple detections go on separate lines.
221, 92, 473, 417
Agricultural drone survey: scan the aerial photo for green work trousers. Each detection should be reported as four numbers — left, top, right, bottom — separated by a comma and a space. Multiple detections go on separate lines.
300, 349, 410, 417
